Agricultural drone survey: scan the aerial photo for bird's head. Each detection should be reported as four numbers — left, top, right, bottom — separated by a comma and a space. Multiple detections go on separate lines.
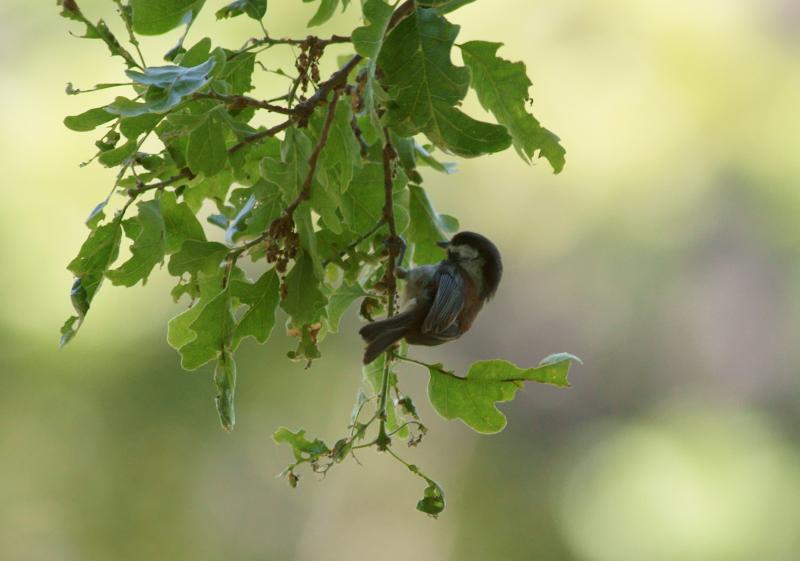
438, 231, 503, 299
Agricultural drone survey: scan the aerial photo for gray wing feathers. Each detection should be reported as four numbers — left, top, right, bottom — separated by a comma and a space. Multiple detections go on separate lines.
422, 269, 464, 334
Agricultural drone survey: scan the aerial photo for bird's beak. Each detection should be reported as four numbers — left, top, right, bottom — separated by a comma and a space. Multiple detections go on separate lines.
436, 240, 450, 249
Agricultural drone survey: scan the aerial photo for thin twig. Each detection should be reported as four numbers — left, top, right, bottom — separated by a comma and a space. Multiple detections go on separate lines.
227, 0, 415, 153
229, 119, 292, 154
293, 55, 362, 125
321, 218, 386, 267
127, 167, 195, 197
376, 128, 400, 450
230, 34, 352, 60
192, 92, 294, 115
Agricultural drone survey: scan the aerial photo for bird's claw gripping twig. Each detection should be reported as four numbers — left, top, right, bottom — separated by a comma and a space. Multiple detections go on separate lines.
384, 235, 407, 271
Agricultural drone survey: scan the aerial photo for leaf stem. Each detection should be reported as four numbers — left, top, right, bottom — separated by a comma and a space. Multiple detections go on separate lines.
384, 446, 437, 486
395, 355, 438, 369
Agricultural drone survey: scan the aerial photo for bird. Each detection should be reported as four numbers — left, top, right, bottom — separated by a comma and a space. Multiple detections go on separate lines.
359, 231, 503, 364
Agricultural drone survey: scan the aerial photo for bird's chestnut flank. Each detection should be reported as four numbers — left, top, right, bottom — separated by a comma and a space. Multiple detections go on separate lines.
360, 231, 502, 364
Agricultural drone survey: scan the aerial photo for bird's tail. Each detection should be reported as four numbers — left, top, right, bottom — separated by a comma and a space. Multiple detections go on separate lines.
359, 309, 419, 364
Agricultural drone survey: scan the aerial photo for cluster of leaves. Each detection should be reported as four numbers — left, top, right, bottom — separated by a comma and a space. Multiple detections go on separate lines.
58, 0, 576, 516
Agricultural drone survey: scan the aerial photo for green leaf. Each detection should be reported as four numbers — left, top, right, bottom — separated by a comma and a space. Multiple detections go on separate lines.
98, 139, 138, 167
425, 104, 511, 157
378, 8, 511, 156
416, 481, 446, 516
167, 271, 224, 346
294, 203, 323, 278
184, 170, 234, 212
59, 315, 81, 348
132, 0, 205, 35
224, 194, 256, 244
68, 219, 123, 280
280, 251, 327, 325
63, 219, 123, 345
233, 187, 282, 242
273, 427, 329, 461
352, 0, 393, 61
260, 127, 311, 201
216, 0, 267, 20
407, 185, 448, 265
120, 113, 163, 139
106, 200, 166, 286
315, 100, 362, 192
418, 0, 476, 13
221, 51, 256, 94
64, 107, 116, 132
426, 354, 581, 433
61, 11, 140, 68
309, 178, 343, 235
325, 281, 366, 333
379, 9, 467, 133
110, 58, 216, 116
180, 37, 212, 67
160, 191, 206, 254
307, 0, 339, 27
340, 162, 384, 233
415, 142, 456, 174
230, 270, 279, 348
353, 0, 393, 125
167, 240, 228, 276
461, 41, 565, 172
214, 350, 237, 431
174, 285, 235, 370
286, 323, 323, 364
186, 108, 228, 176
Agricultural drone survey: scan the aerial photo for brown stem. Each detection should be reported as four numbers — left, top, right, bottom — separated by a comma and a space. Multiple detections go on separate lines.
193, 92, 294, 115
226, 0, 416, 258
230, 34, 352, 60
293, 56, 362, 126
127, 167, 195, 197
381, 129, 400, 315
228, 119, 292, 154
227, 0, 415, 153
376, 127, 399, 450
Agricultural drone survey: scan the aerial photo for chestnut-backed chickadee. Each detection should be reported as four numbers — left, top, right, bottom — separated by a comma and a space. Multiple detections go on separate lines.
359, 231, 503, 364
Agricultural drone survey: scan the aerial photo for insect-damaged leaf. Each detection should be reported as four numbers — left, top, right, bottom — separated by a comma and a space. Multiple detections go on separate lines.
132, 0, 205, 36
280, 250, 327, 325
186, 108, 228, 176
106, 200, 166, 287
426, 353, 581, 433
378, 8, 510, 157
273, 427, 329, 461
230, 269, 279, 348
215, 0, 266, 20
461, 41, 565, 172
62, 218, 124, 345
170, 284, 235, 370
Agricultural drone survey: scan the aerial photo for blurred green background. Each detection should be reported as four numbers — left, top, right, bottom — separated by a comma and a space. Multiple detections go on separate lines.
2, 1, 799, 560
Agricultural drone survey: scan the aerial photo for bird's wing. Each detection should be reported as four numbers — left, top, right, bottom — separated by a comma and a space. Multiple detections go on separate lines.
422, 265, 465, 334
